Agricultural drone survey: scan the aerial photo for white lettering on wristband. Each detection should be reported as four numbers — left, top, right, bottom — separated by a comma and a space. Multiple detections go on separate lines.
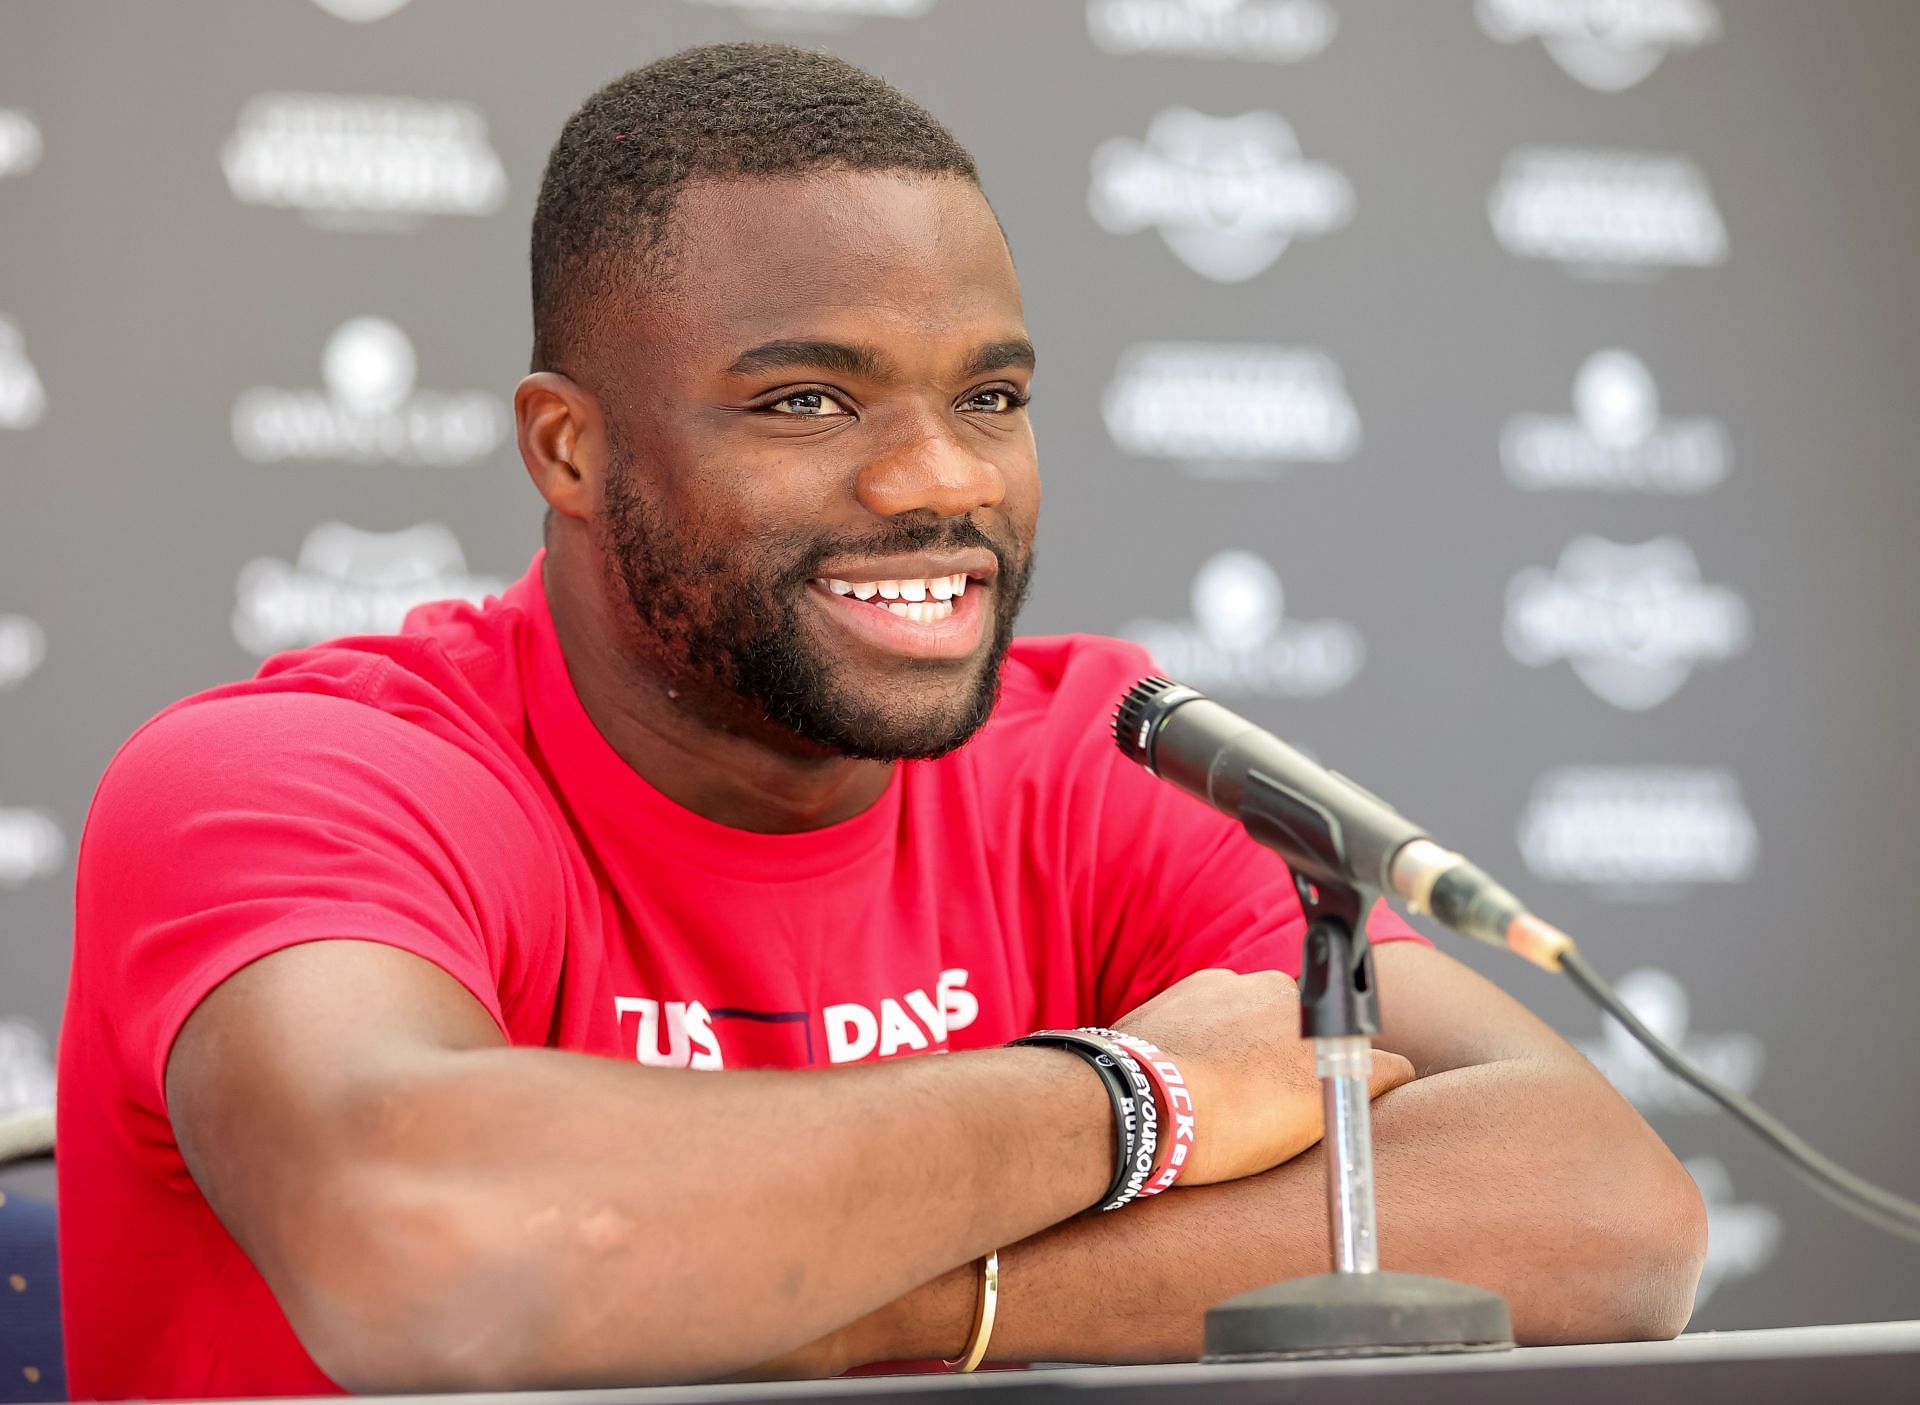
1094, 1041, 1160, 1210
1089, 1028, 1195, 1197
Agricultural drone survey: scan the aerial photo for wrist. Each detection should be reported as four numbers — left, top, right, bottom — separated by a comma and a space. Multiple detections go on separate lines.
841, 1260, 979, 1369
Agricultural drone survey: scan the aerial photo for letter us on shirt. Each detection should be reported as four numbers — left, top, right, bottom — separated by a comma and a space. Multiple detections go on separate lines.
613, 968, 980, 1070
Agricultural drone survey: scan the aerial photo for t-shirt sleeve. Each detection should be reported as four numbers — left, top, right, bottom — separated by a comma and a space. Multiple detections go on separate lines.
1032, 638, 1428, 1023
73, 687, 549, 1120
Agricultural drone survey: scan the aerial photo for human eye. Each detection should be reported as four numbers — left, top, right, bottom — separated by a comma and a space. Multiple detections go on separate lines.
765, 388, 854, 417
960, 386, 1031, 414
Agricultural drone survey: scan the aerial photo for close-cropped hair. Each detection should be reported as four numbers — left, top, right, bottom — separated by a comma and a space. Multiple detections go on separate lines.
529, 42, 980, 375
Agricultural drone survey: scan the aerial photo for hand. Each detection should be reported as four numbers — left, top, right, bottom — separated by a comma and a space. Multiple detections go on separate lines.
1114, 968, 1415, 1186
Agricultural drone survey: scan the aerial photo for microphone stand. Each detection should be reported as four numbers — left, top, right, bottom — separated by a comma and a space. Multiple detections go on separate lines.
1202, 870, 1515, 1361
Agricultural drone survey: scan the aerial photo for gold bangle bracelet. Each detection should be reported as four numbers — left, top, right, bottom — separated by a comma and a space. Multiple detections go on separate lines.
941, 1248, 1001, 1373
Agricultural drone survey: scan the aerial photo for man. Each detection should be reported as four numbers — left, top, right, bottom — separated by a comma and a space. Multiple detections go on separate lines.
57, 43, 1704, 1398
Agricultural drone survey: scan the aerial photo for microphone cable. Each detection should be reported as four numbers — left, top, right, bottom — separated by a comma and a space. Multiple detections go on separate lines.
1556, 947, 1920, 1245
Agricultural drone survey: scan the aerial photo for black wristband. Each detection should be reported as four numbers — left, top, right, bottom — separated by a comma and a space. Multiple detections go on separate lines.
1010, 1032, 1139, 1213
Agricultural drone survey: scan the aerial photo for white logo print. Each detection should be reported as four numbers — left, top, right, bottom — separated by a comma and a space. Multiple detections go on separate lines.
0, 615, 46, 689
1125, 550, 1364, 698
1090, 109, 1353, 283
1104, 343, 1358, 477
1574, 968, 1762, 1114
825, 969, 980, 1063
0, 109, 42, 180
0, 1020, 55, 1119
1504, 349, 1729, 494
232, 316, 508, 466
1490, 148, 1727, 274
222, 93, 507, 230
1476, 0, 1721, 92
1685, 1157, 1782, 1311
0, 318, 46, 430
0, 805, 65, 889
310, 0, 413, 18
232, 521, 505, 655
1505, 537, 1749, 710
1519, 766, 1758, 894
1088, 0, 1337, 63
615, 998, 725, 1070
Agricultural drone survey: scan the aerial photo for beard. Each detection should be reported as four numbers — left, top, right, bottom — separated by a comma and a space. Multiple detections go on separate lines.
599, 454, 1032, 762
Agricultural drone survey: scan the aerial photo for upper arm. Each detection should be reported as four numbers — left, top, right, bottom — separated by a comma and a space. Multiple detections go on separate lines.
164, 941, 506, 1292
1371, 940, 1592, 1077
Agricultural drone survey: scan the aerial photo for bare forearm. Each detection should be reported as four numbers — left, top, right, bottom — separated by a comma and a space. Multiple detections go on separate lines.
850, 1057, 1706, 1366
258, 1045, 1108, 1388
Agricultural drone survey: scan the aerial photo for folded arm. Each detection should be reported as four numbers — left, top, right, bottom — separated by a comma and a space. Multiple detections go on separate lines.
823, 941, 1709, 1370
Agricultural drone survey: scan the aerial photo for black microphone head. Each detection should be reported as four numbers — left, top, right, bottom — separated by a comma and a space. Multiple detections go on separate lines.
1112, 676, 1203, 771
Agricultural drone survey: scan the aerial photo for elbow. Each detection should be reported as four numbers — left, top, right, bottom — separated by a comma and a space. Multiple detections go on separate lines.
268, 1160, 578, 1393
1545, 1132, 1709, 1344
1613, 1145, 1709, 1341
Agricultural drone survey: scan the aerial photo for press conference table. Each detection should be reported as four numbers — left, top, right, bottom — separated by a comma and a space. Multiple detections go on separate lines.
301, 1321, 1920, 1405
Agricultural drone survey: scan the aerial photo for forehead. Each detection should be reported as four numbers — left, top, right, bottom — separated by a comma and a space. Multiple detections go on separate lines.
647, 171, 1024, 352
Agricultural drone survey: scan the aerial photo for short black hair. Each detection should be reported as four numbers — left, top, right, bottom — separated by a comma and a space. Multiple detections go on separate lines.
530, 43, 980, 375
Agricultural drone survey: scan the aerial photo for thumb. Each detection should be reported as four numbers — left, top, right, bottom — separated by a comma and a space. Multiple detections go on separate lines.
1367, 1049, 1417, 1099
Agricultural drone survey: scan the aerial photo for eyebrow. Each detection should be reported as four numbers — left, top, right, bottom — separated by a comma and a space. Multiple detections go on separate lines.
725, 340, 896, 380
722, 336, 1037, 382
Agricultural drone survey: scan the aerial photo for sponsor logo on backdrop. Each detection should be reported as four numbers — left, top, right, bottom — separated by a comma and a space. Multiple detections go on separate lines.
1476, 0, 1721, 92
1518, 766, 1757, 896
1504, 349, 1729, 494
1504, 536, 1749, 709
0, 318, 46, 429
310, 0, 413, 19
0, 1020, 55, 1118
232, 316, 508, 466
1685, 1157, 1782, 1310
233, 521, 505, 655
0, 615, 46, 689
222, 92, 507, 230
1124, 550, 1364, 697
1575, 968, 1762, 1114
1490, 148, 1726, 274
1103, 343, 1358, 477
0, 805, 64, 889
1090, 109, 1353, 283
0, 109, 41, 180
684, 0, 935, 19
1088, 0, 1337, 62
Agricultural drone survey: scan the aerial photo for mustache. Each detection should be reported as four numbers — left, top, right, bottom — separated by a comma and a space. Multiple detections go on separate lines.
786, 517, 1018, 584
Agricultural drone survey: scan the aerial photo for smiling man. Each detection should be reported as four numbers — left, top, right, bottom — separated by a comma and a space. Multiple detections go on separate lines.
58, 43, 1704, 1399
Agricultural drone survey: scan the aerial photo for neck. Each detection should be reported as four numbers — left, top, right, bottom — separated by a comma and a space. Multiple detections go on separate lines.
542, 546, 893, 835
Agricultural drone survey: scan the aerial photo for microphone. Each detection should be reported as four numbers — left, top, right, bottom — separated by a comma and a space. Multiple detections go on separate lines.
1112, 677, 1573, 971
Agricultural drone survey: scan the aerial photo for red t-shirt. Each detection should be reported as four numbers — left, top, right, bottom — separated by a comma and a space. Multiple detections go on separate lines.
57, 552, 1419, 1399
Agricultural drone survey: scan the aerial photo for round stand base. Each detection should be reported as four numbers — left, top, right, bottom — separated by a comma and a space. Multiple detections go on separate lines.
1202, 1271, 1515, 1362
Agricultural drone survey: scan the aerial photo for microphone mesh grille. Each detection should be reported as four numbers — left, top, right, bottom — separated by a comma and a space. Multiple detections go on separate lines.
1112, 675, 1180, 766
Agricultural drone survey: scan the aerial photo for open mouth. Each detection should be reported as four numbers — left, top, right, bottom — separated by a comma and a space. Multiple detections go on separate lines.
815, 572, 971, 623
804, 566, 993, 661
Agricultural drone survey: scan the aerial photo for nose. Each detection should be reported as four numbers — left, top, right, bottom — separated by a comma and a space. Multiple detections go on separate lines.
855, 423, 1006, 520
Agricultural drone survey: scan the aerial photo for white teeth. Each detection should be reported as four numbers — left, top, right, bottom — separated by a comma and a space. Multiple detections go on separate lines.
852, 581, 878, 600
900, 580, 928, 602
827, 579, 852, 596
951, 574, 968, 596
878, 581, 902, 600
886, 601, 910, 618
929, 577, 955, 601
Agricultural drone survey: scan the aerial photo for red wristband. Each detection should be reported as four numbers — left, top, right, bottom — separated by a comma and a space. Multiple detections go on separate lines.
1085, 1027, 1195, 1195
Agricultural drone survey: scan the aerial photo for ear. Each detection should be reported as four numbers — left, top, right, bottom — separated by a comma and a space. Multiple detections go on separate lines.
515, 372, 607, 523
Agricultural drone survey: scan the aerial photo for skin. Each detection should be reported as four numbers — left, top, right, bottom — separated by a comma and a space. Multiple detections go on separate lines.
165, 170, 1706, 1390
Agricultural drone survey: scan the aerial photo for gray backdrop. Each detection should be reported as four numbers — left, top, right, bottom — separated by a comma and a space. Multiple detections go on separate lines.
3, 0, 1918, 1336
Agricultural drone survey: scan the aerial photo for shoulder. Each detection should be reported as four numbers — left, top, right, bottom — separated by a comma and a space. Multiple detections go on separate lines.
950, 634, 1160, 814
989, 633, 1157, 738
